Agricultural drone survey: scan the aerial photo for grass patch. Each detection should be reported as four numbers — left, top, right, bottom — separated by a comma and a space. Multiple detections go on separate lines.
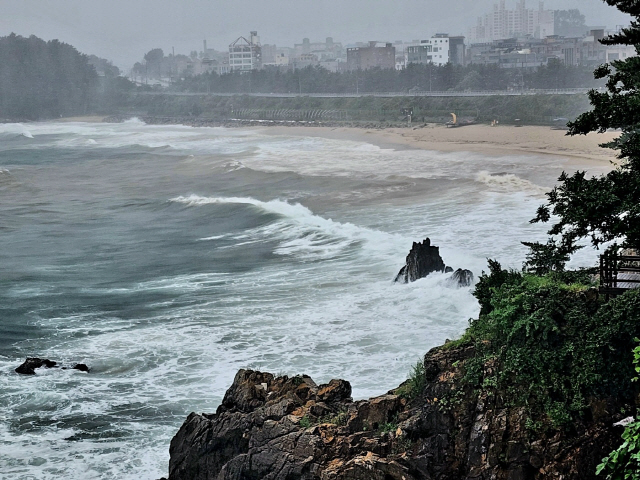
318, 409, 349, 426
299, 415, 312, 428
396, 360, 427, 400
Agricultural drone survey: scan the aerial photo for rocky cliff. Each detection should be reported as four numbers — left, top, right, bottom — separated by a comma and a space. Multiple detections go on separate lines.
166, 343, 627, 480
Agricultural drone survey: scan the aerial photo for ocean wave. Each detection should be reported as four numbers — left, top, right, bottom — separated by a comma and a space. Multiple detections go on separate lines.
0, 123, 34, 138
123, 117, 146, 125
475, 170, 547, 195
170, 194, 402, 260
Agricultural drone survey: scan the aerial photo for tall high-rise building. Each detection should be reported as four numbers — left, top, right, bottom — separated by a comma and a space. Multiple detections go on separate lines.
469, 1, 554, 42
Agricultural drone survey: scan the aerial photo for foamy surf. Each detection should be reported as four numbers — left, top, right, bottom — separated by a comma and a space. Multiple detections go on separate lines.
171, 194, 404, 259
475, 170, 548, 195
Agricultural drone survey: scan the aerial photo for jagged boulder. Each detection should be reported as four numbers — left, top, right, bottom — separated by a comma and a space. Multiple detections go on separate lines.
395, 237, 447, 283
447, 268, 474, 287
167, 345, 631, 480
14, 358, 90, 375
15, 358, 57, 375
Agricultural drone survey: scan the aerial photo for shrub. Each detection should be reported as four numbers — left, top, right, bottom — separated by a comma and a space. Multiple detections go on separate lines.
396, 360, 427, 400
466, 264, 640, 427
596, 343, 640, 479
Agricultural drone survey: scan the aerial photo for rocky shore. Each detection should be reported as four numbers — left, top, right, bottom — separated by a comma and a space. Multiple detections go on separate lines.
164, 342, 626, 480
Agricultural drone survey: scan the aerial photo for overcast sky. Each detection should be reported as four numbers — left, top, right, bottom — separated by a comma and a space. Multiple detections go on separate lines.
0, 0, 632, 70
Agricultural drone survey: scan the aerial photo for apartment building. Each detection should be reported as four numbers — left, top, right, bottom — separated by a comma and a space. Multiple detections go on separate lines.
229, 31, 262, 72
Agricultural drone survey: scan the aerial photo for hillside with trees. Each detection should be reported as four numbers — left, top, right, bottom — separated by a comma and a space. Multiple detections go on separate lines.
0, 34, 137, 121
0, 34, 98, 120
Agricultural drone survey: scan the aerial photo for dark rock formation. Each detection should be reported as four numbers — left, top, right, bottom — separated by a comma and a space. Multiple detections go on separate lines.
446, 268, 474, 287
168, 346, 629, 480
395, 238, 447, 283
15, 358, 57, 375
15, 358, 90, 375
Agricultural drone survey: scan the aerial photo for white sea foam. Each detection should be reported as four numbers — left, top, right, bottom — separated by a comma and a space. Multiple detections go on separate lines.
0, 122, 34, 138
123, 117, 146, 125
171, 194, 403, 260
475, 170, 548, 195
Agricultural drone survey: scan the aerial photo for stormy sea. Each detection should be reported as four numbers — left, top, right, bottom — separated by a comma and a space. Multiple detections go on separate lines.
0, 119, 598, 479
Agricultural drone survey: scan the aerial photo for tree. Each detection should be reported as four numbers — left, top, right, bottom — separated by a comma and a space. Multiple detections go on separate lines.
0, 34, 98, 119
554, 9, 587, 37
143, 48, 165, 79
526, 0, 640, 272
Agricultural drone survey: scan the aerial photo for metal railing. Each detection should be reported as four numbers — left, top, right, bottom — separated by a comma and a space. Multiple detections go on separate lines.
599, 253, 640, 296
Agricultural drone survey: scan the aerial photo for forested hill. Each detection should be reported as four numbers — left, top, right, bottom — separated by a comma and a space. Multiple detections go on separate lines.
0, 34, 133, 121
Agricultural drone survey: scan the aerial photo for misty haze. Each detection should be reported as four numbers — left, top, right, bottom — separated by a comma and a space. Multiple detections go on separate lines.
1, 1, 640, 480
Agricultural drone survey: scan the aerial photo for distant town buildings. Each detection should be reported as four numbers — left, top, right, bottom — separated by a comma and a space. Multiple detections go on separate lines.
346, 42, 395, 70
467, 29, 636, 68
228, 31, 262, 72
134, 13, 637, 84
469, 0, 555, 43
405, 34, 466, 67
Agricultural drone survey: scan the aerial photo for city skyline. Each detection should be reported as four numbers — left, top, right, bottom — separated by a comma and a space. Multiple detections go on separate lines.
0, 0, 632, 69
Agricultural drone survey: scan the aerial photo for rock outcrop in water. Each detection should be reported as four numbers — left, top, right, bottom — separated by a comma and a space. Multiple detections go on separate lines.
395, 238, 448, 283
14, 357, 89, 375
167, 345, 625, 480
15, 358, 57, 375
447, 268, 474, 287
394, 238, 474, 286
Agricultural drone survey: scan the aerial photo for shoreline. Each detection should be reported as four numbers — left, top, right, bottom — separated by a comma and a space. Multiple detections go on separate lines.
258, 124, 619, 169
100, 114, 618, 169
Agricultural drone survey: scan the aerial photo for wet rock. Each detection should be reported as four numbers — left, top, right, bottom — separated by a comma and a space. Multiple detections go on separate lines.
317, 379, 352, 403
167, 345, 631, 480
395, 237, 447, 283
15, 358, 90, 375
15, 357, 57, 375
447, 268, 474, 287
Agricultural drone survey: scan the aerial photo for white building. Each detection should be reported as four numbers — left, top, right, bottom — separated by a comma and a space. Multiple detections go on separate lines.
604, 43, 637, 62
229, 31, 262, 72
406, 36, 449, 66
404, 34, 465, 67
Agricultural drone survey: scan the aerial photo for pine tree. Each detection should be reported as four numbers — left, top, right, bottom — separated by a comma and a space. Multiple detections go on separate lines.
526, 0, 640, 272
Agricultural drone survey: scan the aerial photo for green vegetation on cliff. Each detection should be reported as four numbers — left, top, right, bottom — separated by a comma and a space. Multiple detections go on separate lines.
442, 2, 640, 475
458, 264, 640, 427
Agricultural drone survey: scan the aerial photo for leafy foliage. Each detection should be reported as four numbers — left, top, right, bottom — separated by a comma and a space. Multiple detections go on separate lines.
522, 238, 577, 275
171, 61, 601, 95
0, 34, 98, 119
467, 264, 640, 427
596, 343, 640, 479
0, 34, 137, 120
554, 9, 587, 37
396, 360, 427, 400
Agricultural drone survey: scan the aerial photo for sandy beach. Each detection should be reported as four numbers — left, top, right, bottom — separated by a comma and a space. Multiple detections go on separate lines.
262, 124, 619, 169
56, 115, 107, 123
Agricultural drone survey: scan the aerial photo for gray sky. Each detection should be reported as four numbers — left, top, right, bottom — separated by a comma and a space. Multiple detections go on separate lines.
0, 0, 632, 70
